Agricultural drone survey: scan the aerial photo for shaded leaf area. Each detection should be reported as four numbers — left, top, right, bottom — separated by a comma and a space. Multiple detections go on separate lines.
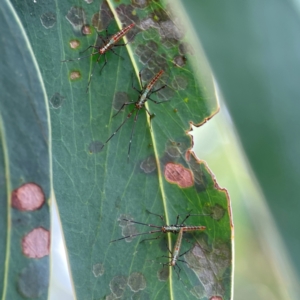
11, 0, 232, 299
0, 1, 51, 300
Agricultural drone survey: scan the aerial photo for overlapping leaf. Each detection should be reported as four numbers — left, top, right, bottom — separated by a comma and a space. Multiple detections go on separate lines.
0, 1, 51, 299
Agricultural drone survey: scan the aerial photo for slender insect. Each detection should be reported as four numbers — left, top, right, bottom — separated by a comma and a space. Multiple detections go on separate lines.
101, 70, 169, 161
62, 23, 135, 92
110, 211, 207, 243
148, 228, 192, 279
163, 227, 194, 278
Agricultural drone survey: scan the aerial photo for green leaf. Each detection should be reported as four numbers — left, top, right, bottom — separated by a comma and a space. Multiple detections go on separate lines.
10, 0, 233, 299
0, 1, 51, 299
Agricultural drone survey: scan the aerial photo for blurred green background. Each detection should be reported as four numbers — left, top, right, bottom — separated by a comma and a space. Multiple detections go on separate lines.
181, 0, 300, 299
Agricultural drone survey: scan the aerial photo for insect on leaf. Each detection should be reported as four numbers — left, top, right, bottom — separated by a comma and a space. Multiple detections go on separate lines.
10, 0, 234, 299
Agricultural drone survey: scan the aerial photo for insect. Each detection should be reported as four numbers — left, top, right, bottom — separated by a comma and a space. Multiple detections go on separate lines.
110, 211, 207, 243
101, 69, 169, 161
148, 228, 193, 279
164, 228, 187, 276
61, 23, 135, 92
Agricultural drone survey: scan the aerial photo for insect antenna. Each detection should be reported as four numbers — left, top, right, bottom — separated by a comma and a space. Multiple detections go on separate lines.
86, 53, 106, 93
61, 51, 99, 63
110, 229, 162, 243
127, 109, 139, 162
100, 107, 136, 151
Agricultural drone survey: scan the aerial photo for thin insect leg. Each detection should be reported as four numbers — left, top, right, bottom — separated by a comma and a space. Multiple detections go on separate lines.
86, 53, 103, 92
140, 234, 162, 243
101, 108, 136, 150
61, 52, 98, 62
97, 33, 108, 45
131, 72, 142, 94
147, 97, 170, 104
145, 210, 165, 223
79, 45, 99, 55
110, 48, 124, 60
179, 213, 212, 224
138, 69, 144, 89
113, 102, 134, 118
97, 52, 108, 74
121, 218, 162, 229
110, 229, 162, 243
144, 107, 155, 131
127, 110, 139, 162
179, 212, 192, 224
149, 84, 167, 95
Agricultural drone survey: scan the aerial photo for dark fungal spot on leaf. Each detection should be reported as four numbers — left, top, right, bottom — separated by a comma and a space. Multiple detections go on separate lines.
110, 275, 128, 298
116, 4, 140, 40
132, 291, 150, 300
91, 12, 102, 31
12, 183, 45, 211
113, 91, 129, 110
157, 85, 175, 101
139, 17, 157, 31
69, 39, 80, 49
140, 156, 156, 173
40, 12, 56, 29
69, 70, 81, 81
89, 141, 103, 153
50, 92, 65, 109
209, 204, 225, 221
117, 214, 138, 242
173, 55, 187, 67
81, 24, 92, 35
159, 20, 184, 41
22, 227, 50, 258
65, 6, 87, 34
162, 38, 178, 49
187, 155, 209, 191
172, 75, 188, 90
18, 261, 49, 298
127, 272, 146, 292
131, 0, 150, 9
140, 68, 153, 82
92, 263, 104, 277
179, 42, 194, 56
118, 214, 133, 227
157, 266, 169, 281
122, 222, 139, 243
164, 163, 194, 188
185, 239, 230, 299
92, 1, 114, 32
165, 140, 181, 158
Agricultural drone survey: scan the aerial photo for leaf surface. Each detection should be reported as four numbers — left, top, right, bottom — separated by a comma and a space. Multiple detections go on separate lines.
10, 0, 233, 299
0, 1, 51, 299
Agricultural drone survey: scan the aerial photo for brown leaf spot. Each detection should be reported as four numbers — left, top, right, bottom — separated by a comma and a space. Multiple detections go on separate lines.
22, 227, 50, 258
69, 39, 80, 49
70, 71, 81, 80
12, 183, 45, 211
210, 297, 223, 300
164, 163, 194, 188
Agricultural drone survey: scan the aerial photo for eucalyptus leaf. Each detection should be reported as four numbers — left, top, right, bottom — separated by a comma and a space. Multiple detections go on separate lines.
9, 0, 233, 299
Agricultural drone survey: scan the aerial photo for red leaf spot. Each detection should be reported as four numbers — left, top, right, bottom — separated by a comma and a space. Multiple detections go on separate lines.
22, 227, 50, 258
12, 183, 45, 211
164, 163, 194, 188
210, 297, 223, 300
